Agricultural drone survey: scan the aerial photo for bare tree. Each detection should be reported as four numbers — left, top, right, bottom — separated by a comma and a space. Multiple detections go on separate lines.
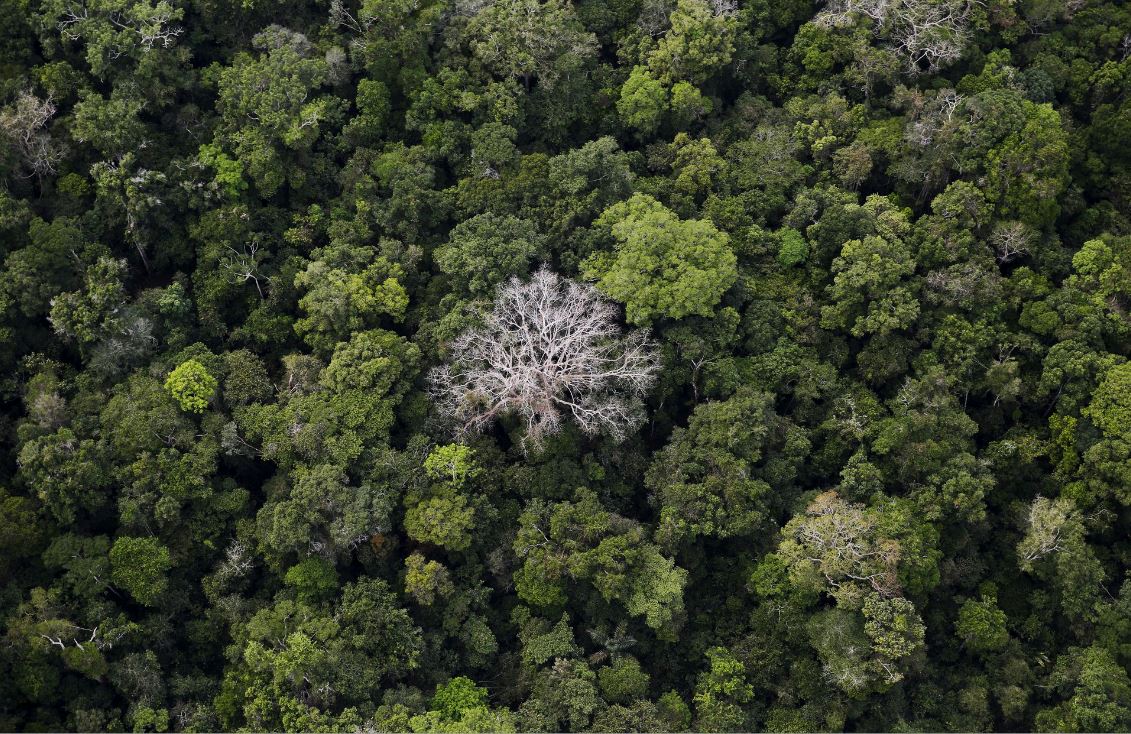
904, 88, 962, 148
430, 267, 659, 450
991, 220, 1032, 264
0, 91, 66, 179
890, 0, 977, 74
222, 240, 268, 298
1017, 495, 1079, 571
816, 0, 980, 74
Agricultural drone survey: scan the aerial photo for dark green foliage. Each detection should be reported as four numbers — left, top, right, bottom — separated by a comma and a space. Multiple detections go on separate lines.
1, 0, 1130, 730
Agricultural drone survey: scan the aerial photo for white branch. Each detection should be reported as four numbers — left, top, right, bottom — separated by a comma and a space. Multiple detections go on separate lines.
431, 267, 659, 451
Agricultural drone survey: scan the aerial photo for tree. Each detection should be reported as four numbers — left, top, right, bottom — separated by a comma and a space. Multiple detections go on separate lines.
778, 491, 903, 603
586, 193, 737, 325
956, 591, 1010, 652
2, 216, 98, 319
404, 553, 454, 605
256, 463, 395, 564
214, 25, 334, 196
693, 647, 752, 732
33, 0, 184, 78
805, 598, 924, 697
861, 592, 925, 683
48, 256, 129, 346
164, 359, 217, 413
0, 488, 45, 581
1036, 646, 1131, 732
1084, 362, 1131, 442
233, 579, 422, 728
645, 0, 738, 85
109, 536, 172, 606
466, 0, 598, 91
815, 0, 979, 74
433, 213, 545, 298
820, 196, 919, 339
404, 493, 477, 552
646, 387, 808, 546
403, 443, 485, 553
1017, 496, 1081, 572
597, 657, 650, 704
1017, 495, 1104, 622
0, 91, 65, 178
70, 86, 147, 157
430, 268, 659, 450
320, 328, 420, 398
513, 490, 688, 635
18, 428, 110, 525
409, 677, 517, 732
617, 66, 668, 135
293, 251, 409, 353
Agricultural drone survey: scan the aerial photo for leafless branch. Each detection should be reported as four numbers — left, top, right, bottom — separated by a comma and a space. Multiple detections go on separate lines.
430, 267, 659, 451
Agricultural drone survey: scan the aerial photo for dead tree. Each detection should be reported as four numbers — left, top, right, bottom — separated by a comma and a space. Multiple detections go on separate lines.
0, 91, 66, 179
430, 267, 659, 450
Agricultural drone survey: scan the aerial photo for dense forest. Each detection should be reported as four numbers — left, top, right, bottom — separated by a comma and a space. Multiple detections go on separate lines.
1, 0, 1131, 730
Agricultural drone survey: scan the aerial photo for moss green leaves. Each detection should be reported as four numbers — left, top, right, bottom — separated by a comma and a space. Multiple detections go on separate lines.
587, 193, 736, 325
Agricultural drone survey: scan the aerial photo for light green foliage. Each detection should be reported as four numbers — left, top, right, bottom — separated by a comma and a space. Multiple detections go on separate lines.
321, 329, 420, 396
164, 359, 217, 413
693, 647, 752, 732
283, 557, 339, 603
957, 592, 1010, 652
404, 445, 482, 552
514, 491, 688, 635
670, 81, 713, 129
404, 552, 453, 605
1084, 362, 1131, 441
423, 444, 482, 487
618, 66, 668, 134
587, 193, 736, 324
516, 611, 581, 667
198, 144, 246, 199
404, 494, 476, 552
598, 657, 650, 704
109, 536, 172, 606
776, 227, 809, 267
294, 254, 409, 352
433, 677, 486, 717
